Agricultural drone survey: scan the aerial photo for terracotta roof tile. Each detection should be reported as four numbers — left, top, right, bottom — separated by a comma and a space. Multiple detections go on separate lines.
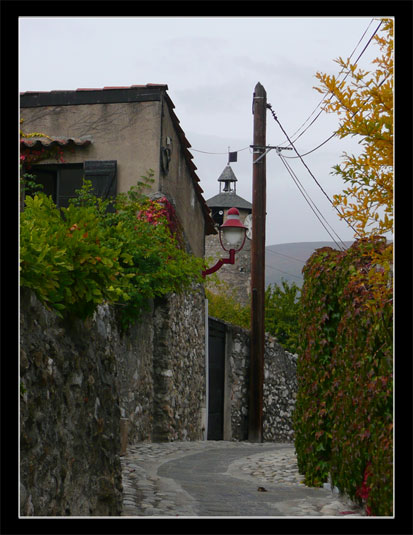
103, 86, 132, 90
21, 137, 92, 148
20, 84, 169, 95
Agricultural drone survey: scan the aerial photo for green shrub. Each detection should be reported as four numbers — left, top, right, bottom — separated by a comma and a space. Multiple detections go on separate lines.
205, 283, 250, 329
293, 237, 393, 515
20, 180, 204, 328
206, 280, 301, 355
20, 193, 126, 318
265, 280, 301, 354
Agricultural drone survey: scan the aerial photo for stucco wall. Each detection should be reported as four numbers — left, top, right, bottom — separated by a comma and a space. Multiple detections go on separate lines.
158, 99, 206, 257
21, 101, 162, 195
21, 99, 207, 257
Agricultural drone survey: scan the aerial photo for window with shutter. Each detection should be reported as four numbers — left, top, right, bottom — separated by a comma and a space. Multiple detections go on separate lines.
29, 164, 83, 207
84, 161, 117, 200
27, 161, 117, 209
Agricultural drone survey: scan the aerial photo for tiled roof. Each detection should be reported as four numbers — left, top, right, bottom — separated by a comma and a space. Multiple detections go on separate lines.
206, 192, 252, 211
19, 84, 169, 95
217, 165, 238, 182
21, 136, 92, 148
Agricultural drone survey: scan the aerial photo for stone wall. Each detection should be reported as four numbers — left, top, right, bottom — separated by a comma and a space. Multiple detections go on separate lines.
262, 335, 298, 442
152, 289, 206, 441
214, 319, 298, 442
112, 302, 155, 444
20, 284, 206, 516
20, 288, 123, 516
19, 284, 296, 516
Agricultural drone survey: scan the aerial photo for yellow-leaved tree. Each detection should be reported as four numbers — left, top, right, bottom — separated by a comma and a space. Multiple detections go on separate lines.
315, 17, 393, 238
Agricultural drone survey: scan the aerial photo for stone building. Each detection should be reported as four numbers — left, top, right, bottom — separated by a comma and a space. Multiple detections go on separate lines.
19, 84, 216, 515
205, 164, 252, 306
20, 84, 216, 257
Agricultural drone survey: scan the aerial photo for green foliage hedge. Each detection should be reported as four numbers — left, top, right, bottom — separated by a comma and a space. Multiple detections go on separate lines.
20, 180, 204, 329
205, 284, 250, 329
206, 280, 301, 354
293, 237, 393, 516
265, 280, 301, 354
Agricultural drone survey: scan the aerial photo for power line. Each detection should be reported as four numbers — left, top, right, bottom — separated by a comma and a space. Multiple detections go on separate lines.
266, 248, 305, 263
265, 264, 303, 280
280, 69, 391, 160
276, 18, 383, 149
268, 104, 363, 239
283, 131, 337, 158
280, 74, 391, 160
190, 145, 250, 155
278, 153, 347, 250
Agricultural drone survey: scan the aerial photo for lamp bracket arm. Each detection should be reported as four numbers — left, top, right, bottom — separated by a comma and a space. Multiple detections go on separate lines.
202, 249, 236, 278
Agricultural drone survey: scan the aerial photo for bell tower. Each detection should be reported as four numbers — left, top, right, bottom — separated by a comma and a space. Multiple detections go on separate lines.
205, 164, 252, 306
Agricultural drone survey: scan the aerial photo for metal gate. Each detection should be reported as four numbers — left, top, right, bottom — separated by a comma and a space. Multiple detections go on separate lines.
207, 318, 226, 440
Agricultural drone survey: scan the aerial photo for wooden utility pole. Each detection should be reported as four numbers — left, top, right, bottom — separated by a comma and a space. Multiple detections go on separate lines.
249, 82, 267, 442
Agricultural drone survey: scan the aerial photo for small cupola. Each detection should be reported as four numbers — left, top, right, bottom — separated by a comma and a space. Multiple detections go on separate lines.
218, 165, 238, 194
206, 164, 252, 227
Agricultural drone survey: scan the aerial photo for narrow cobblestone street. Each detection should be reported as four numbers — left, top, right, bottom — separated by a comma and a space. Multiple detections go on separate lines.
120, 441, 366, 517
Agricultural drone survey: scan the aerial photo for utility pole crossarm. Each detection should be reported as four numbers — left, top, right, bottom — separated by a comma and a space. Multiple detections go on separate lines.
250, 145, 293, 164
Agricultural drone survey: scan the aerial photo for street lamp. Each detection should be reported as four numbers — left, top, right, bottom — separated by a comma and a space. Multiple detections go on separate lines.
202, 207, 247, 278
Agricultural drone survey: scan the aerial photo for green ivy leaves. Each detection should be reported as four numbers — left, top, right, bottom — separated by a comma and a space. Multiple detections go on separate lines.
293, 238, 393, 515
20, 179, 204, 328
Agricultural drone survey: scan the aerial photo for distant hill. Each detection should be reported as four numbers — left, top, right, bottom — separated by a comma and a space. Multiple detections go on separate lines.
265, 241, 354, 288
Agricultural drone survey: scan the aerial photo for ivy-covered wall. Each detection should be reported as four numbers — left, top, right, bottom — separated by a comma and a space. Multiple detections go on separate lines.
293, 238, 393, 516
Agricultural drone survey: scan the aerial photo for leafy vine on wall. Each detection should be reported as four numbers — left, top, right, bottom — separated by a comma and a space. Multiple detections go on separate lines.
293, 237, 393, 516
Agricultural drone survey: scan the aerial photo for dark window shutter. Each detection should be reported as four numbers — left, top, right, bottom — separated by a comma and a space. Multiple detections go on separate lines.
84, 160, 117, 200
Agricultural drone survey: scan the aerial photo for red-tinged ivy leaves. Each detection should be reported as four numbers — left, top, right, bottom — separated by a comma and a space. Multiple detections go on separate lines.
20, 179, 205, 328
136, 197, 183, 246
293, 237, 393, 516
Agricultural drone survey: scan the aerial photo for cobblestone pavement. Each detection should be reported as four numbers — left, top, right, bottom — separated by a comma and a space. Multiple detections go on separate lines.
120, 441, 366, 517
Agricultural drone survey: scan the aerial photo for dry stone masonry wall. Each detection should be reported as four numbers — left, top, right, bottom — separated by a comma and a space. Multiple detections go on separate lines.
220, 321, 297, 442
262, 335, 298, 442
20, 288, 123, 517
20, 284, 296, 517
20, 284, 206, 516
152, 289, 206, 442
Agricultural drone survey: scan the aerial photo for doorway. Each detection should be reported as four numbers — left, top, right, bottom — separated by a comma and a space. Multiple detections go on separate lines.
207, 318, 226, 440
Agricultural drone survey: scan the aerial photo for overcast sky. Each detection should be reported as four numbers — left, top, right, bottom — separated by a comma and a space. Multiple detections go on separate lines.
19, 16, 388, 246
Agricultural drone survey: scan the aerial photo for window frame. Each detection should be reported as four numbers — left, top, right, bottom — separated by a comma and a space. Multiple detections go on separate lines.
29, 163, 84, 208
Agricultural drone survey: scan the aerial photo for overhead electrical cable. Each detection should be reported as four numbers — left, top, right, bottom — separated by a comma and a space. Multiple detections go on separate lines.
278, 153, 347, 250
268, 103, 363, 238
266, 249, 305, 263
182, 21, 384, 163
190, 145, 250, 155
280, 70, 391, 159
265, 264, 303, 280
276, 18, 383, 148
277, 18, 376, 146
